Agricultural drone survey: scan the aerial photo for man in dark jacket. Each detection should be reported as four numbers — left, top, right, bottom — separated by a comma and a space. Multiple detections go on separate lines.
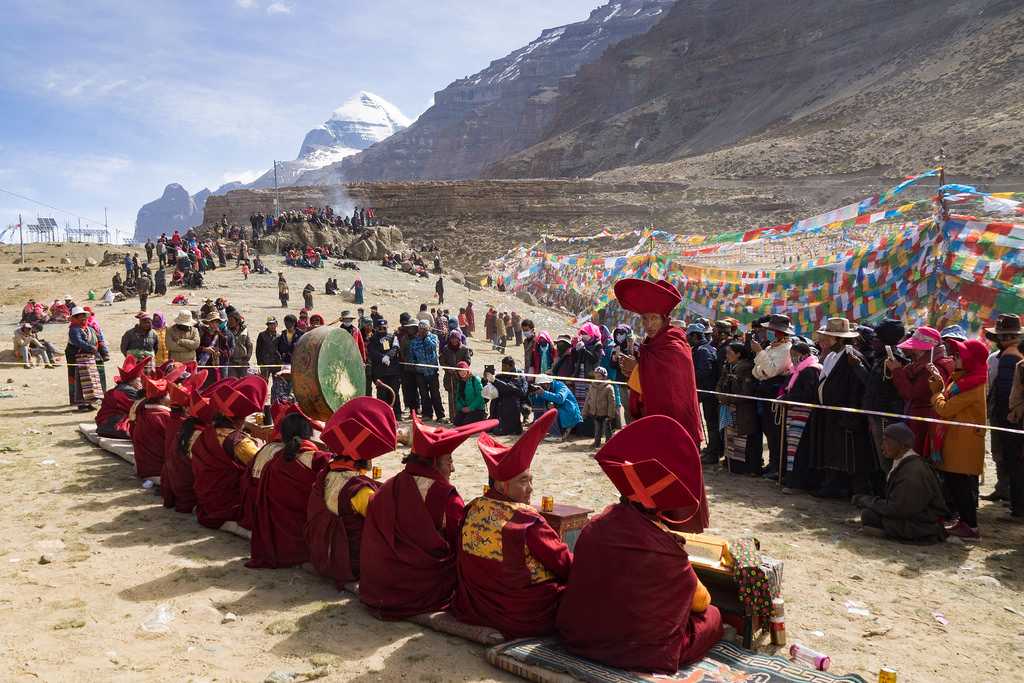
688, 323, 720, 464
256, 317, 282, 378
276, 314, 303, 364
397, 312, 420, 417
136, 270, 153, 312
855, 319, 908, 479
368, 319, 402, 419
119, 313, 159, 362
853, 423, 949, 543
488, 356, 528, 435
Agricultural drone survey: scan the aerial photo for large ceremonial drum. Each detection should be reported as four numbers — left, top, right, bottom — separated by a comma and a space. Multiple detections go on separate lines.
291, 326, 366, 420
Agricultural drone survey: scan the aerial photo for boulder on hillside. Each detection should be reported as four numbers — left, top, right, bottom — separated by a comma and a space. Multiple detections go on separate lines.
84, 257, 98, 267
100, 251, 126, 266
516, 291, 537, 306
60, 257, 72, 265
345, 226, 407, 261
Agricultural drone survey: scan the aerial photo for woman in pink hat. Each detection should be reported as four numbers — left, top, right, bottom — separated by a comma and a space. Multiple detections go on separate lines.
888, 327, 954, 457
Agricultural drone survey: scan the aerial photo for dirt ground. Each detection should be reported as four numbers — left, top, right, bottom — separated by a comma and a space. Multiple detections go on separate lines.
0, 243, 1022, 682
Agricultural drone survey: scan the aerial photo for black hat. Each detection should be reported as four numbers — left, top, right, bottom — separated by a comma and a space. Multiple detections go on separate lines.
874, 318, 905, 347
985, 314, 1022, 341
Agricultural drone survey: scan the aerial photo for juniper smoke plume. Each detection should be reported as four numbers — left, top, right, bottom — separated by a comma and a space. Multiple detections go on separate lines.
328, 184, 356, 218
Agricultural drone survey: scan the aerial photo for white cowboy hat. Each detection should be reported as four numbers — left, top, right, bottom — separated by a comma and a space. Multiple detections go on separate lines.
70, 306, 87, 317
173, 311, 194, 326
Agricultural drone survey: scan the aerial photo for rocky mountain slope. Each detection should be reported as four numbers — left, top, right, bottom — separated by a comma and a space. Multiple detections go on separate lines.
487, 0, 1024, 181
133, 92, 409, 239
134, 184, 202, 241
304, 0, 675, 184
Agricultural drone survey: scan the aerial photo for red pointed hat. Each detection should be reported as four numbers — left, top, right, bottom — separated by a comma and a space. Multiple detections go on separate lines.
160, 362, 188, 384
143, 376, 169, 400
321, 397, 397, 462
269, 401, 327, 441
613, 278, 682, 317
477, 408, 557, 481
411, 412, 498, 459
168, 370, 209, 408
596, 415, 700, 514
214, 375, 267, 420
189, 377, 238, 421
116, 356, 147, 383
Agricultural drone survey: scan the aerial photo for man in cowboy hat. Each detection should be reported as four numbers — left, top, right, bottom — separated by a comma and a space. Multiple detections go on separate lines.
165, 310, 200, 363
359, 413, 497, 619
612, 278, 709, 531
453, 410, 572, 638
557, 416, 722, 673
751, 314, 795, 478
339, 310, 367, 363
808, 318, 875, 498
985, 313, 1023, 503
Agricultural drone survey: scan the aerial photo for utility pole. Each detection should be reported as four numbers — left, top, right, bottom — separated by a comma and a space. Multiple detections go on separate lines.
273, 160, 280, 218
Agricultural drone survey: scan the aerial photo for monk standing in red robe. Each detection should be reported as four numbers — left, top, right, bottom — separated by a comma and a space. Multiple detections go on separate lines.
191, 376, 265, 530
305, 397, 397, 588
161, 370, 208, 513
95, 356, 145, 439
129, 363, 186, 479
614, 277, 709, 531
453, 409, 572, 638
247, 409, 330, 568
557, 415, 723, 674
359, 412, 496, 619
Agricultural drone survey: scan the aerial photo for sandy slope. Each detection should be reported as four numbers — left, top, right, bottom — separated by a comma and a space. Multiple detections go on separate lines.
0, 245, 1022, 682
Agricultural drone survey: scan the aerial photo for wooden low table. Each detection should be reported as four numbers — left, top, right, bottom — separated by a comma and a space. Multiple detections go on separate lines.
535, 503, 593, 552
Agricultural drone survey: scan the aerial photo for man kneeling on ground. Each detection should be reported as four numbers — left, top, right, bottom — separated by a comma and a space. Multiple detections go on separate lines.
853, 422, 949, 543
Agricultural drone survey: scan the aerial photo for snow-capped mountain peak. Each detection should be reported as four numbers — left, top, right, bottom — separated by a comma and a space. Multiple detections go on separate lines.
299, 91, 411, 160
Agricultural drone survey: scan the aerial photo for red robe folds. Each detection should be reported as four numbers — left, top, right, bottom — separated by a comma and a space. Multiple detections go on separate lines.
95, 384, 140, 438
454, 491, 572, 638
191, 426, 248, 530
130, 402, 172, 479
632, 325, 709, 532
556, 503, 722, 674
305, 469, 381, 588
160, 411, 197, 514
247, 442, 329, 569
359, 462, 465, 619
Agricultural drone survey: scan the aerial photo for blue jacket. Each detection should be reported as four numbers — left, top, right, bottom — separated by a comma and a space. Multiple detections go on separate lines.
409, 333, 440, 375
534, 380, 582, 430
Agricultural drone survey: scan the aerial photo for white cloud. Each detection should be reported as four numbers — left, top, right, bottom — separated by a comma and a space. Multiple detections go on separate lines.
266, 2, 292, 14
221, 169, 264, 185
235, 0, 257, 7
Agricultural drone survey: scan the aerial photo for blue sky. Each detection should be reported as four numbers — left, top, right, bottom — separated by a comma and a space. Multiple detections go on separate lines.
0, 0, 602, 240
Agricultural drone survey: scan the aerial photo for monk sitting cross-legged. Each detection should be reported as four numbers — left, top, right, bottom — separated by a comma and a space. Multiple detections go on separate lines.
453, 408, 572, 639
240, 402, 325, 532
246, 407, 330, 569
557, 415, 723, 674
359, 412, 497, 620
191, 376, 266, 530
161, 369, 208, 513
129, 363, 187, 480
305, 397, 397, 588
95, 356, 145, 439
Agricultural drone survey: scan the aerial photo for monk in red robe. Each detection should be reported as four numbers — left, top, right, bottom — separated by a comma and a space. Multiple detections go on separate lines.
613, 278, 709, 532
95, 356, 145, 439
359, 412, 497, 619
191, 376, 265, 530
454, 409, 572, 638
161, 370, 208, 513
129, 363, 186, 479
247, 408, 329, 568
557, 415, 723, 674
305, 397, 396, 587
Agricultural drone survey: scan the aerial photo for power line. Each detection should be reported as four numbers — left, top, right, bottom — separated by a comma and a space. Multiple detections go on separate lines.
0, 186, 126, 232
